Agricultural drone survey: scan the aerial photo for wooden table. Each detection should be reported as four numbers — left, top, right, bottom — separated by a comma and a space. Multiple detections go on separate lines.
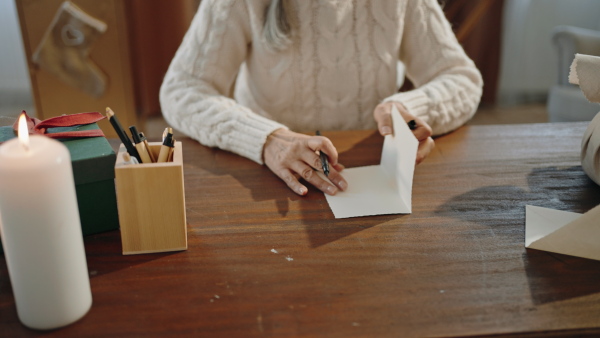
2, 122, 600, 337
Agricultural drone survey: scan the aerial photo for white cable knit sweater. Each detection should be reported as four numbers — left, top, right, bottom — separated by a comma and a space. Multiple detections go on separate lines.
160, 0, 483, 164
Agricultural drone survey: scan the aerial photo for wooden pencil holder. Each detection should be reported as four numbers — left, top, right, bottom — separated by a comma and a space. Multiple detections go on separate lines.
114, 142, 187, 255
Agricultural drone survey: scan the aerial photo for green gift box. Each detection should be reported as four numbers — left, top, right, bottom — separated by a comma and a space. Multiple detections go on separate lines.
0, 123, 119, 253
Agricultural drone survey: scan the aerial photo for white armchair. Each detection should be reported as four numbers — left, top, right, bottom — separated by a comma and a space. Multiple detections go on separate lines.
547, 25, 600, 122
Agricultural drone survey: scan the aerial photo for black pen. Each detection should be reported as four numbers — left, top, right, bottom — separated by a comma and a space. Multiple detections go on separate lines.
407, 120, 417, 131
129, 125, 153, 163
315, 130, 330, 177
106, 107, 141, 162
157, 127, 174, 163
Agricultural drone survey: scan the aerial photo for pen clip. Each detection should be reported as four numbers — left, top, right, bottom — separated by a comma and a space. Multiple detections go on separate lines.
129, 126, 142, 144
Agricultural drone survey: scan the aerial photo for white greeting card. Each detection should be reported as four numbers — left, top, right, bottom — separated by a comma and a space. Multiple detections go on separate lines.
323, 105, 418, 218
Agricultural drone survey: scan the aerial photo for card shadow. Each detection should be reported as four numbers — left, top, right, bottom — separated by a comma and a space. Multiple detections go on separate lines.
522, 249, 600, 306
189, 131, 394, 248
435, 165, 600, 305
296, 183, 403, 248
296, 131, 395, 248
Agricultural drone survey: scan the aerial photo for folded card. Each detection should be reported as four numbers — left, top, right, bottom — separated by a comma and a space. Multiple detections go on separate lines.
525, 204, 600, 261
323, 105, 418, 218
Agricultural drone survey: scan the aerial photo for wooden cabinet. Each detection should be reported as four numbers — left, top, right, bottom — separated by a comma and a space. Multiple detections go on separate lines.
126, 0, 199, 118
17, 0, 136, 138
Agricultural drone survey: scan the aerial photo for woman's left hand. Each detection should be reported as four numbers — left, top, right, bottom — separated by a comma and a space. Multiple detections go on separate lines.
373, 101, 435, 164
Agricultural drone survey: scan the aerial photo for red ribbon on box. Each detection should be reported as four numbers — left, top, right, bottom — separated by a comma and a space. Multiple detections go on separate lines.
13, 111, 106, 139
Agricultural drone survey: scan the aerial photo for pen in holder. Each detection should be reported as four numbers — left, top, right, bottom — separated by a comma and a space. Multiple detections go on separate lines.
114, 141, 187, 255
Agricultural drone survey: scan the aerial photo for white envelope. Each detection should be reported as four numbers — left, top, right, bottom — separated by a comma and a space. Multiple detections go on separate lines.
323, 105, 418, 218
525, 204, 600, 261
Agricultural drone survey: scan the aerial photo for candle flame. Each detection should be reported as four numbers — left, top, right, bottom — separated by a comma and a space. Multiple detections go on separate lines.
18, 112, 30, 151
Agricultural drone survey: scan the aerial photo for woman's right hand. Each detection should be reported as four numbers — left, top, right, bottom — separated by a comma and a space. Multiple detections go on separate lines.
263, 129, 347, 196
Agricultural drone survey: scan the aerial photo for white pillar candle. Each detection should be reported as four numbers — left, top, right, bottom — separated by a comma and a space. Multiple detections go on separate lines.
0, 114, 92, 330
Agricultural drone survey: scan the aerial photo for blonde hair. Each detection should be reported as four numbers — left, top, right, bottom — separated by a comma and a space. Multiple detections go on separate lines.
263, 0, 292, 51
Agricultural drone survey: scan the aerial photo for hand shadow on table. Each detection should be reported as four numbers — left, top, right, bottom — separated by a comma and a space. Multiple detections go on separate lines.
189, 131, 397, 248
83, 137, 384, 276
184, 146, 299, 217
435, 166, 600, 305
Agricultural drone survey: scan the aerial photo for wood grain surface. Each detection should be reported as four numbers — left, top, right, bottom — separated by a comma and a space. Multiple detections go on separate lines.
115, 142, 187, 255
1, 122, 600, 337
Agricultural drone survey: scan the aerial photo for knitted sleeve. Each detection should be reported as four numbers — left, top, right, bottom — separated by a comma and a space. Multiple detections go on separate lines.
159, 0, 286, 164
384, 0, 483, 136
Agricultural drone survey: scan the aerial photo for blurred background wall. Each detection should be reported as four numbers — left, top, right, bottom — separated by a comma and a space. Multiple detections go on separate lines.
0, 0, 30, 102
498, 0, 600, 106
1, 0, 600, 127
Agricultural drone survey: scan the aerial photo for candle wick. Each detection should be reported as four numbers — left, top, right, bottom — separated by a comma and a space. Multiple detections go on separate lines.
21, 141, 30, 152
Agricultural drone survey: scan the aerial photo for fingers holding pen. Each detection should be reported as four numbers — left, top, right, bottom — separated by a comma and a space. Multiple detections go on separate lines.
263, 129, 347, 196
276, 168, 308, 196
408, 118, 432, 142
307, 134, 338, 166
322, 165, 347, 191
306, 133, 348, 192
272, 162, 346, 196
294, 135, 347, 195
289, 160, 345, 195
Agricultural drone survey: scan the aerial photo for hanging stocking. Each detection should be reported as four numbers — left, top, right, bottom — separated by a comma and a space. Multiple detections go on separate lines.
32, 1, 108, 98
